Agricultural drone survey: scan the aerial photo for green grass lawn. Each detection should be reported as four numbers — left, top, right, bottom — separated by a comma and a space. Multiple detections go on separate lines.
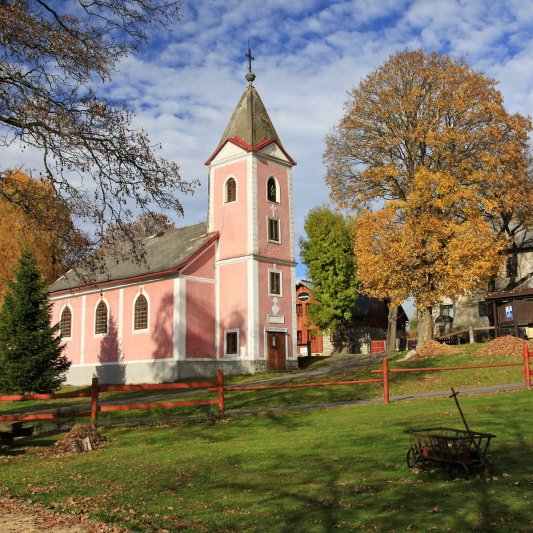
1, 390, 532, 532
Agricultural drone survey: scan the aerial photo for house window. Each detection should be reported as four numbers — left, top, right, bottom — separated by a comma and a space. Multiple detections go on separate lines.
297, 330, 302, 344
296, 304, 303, 317
134, 294, 148, 330
60, 307, 72, 338
226, 177, 236, 203
440, 304, 453, 318
225, 330, 239, 356
267, 176, 278, 203
268, 217, 280, 243
95, 300, 108, 335
269, 270, 282, 296
478, 301, 490, 318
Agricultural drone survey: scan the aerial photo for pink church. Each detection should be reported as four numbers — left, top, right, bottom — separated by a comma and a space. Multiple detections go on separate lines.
49, 69, 298, 384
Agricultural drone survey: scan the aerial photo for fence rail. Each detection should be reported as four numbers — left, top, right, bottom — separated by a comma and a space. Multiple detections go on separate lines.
0, 347, 531, 428
372, 344, 532, 402
0, 371, 225, 426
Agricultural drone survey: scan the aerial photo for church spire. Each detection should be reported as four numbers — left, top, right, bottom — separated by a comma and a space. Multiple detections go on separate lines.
205, 50, 295, 166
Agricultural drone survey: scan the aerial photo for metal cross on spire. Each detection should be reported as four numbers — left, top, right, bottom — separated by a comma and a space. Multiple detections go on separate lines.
246, 43, 254, 72
245, 43, 256, 84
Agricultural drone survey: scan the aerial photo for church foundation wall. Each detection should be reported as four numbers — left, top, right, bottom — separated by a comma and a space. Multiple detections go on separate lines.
64, 358, 295, 385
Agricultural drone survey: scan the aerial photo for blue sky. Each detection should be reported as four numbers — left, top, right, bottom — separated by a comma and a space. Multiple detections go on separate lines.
5, 0, 533, 313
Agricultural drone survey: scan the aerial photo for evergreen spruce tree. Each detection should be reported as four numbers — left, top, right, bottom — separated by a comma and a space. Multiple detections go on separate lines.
0, 249, 70, 394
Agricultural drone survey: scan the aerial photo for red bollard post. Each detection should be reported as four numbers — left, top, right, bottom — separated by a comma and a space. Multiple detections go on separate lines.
524, 344, 531, 390
91, 377, 99, 427
383, 357, 390, 404
217, 369, 225, 419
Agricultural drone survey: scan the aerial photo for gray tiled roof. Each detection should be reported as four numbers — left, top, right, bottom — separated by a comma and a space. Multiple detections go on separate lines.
49, 222, 214, 293
217, 84, 280, 147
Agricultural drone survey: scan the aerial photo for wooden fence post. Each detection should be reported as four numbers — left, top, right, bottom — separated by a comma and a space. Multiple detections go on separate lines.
383, 357, 390, 404
91, 377, 99, 427
217, 369, 225, 419
524, 344, 531, 390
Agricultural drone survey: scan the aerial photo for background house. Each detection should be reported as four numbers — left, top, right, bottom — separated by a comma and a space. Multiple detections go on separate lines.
296, 280, 408, 355
433, 227, 533, 342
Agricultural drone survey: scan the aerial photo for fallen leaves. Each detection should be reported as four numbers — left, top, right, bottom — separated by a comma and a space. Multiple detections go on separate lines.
41, 424, 108, 457
0, 496, 126, 532
475, 336, 531, 357
415, 340, 457, 359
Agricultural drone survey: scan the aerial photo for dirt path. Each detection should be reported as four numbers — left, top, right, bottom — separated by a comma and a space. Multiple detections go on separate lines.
0, 497, 127, 532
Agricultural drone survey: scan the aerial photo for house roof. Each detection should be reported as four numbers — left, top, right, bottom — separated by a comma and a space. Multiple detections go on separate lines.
49, 222, 218, 294
485, 287, 533, 300
205, 80, 295, 165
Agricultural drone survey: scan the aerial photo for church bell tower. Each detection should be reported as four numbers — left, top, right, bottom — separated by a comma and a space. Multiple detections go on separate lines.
205, 52, 297, 372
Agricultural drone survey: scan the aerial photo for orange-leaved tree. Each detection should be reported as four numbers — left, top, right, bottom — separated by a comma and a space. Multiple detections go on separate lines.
355, 169, 506, 344
324, 50, 531, 345
0, 169, 86, 304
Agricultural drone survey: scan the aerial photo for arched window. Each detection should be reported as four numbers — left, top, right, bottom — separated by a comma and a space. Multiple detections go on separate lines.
226, 177, 237, 203
95, 300, 108, 335
134, 294, 148, 330
267, 177, 278, 203
60, 307, 72, 338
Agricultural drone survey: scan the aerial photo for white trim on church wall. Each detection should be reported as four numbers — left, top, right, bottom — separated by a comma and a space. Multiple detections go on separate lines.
49, 275, 173, 301
214, 240, 221, 359
287, 167, 295, 263
172, 277, 181, 360
179, 277, 187, 359
247, 258, 255, 359
181, 275, 216, 284
290, 266, 297, 359
118, 288, 124, 361
259, 143, 291, 163
248, 154, 258, 254
80, 295, 86, 365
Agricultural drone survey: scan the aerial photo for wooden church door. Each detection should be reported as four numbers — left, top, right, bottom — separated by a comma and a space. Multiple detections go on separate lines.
267, 332, 286, 371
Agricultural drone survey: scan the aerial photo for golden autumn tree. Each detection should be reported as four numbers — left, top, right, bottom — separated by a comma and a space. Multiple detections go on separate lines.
0, 169, 86, 303
355, 169, 506, 343
324, 50, 532, 345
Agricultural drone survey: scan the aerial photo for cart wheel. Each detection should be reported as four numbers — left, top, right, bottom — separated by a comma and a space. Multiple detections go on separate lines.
448, 462, 469, 480
406, 448, 422, 469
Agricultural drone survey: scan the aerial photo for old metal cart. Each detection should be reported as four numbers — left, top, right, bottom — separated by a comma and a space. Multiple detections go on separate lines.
405, 388, 496, 479
405, 426, 495, 478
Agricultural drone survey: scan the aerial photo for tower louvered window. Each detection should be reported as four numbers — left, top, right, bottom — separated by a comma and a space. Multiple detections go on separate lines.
134, 294, 148, 330
267, 177, 277, 202
226, 178, 236, 202
268, 217, 280, 243
95, 300, 108, 334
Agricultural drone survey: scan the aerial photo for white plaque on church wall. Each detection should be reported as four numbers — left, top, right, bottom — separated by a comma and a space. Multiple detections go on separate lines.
267, 315, 285, 324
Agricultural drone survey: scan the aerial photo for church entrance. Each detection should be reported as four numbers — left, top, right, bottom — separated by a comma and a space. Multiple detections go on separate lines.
267, 331, 286, 371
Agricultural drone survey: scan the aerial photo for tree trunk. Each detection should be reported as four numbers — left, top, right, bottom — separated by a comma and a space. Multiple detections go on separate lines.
386, 304, 398, 353
416, 306, 434, 347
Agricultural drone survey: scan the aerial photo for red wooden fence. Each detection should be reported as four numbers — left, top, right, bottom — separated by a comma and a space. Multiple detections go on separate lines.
373, 344, 532, 403
0, 370, 224, 426
0, 348, 531, 427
